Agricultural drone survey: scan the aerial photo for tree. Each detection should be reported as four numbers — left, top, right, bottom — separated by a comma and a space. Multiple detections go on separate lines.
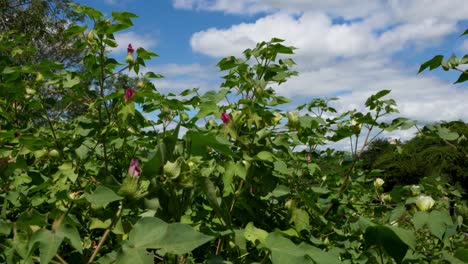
0, 0, 84, 67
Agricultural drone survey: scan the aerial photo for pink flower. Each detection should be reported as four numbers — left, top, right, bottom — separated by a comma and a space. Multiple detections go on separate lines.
128, 159, 141, 178
127, 44, 135, 53
124, 87, 134, 103
126, 44, 135, 64
221, 112, 230, 124
306, 153, 312, 164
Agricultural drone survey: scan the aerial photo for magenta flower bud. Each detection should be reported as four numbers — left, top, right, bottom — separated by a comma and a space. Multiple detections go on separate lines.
221, 112, 230, 124
306, 153, 312, 164
124, 87, 135, 103
126, 44, 135, 64
127, 44, 135, 54
128, 159, 141, 178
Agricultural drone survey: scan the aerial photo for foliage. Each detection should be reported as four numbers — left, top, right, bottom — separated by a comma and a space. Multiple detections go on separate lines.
419, 27, 468, 84
362, 121, 468, 192
0, 4, 467, 264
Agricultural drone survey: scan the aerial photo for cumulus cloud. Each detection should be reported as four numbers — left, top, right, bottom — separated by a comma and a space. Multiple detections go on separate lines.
190, 12, 456, 60
111, 31, 158, 54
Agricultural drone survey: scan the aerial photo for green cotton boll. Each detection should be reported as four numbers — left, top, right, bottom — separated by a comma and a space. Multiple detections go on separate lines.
118, 177, 139, 198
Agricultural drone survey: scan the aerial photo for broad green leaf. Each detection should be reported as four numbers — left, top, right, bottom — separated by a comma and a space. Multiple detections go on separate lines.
119, 102, 135, 121
364, 225, 414, 264
454, 72, 468, 84
28, 229, 63, 264
266, 233, 337, 264
56, 222, 83, 253
63, 73, 80, 88
163, 158, 182, 179
454, 249, 468, 262
437, 127, 459, 141
142, 140, 166, 177
418, 55, 444, 73
244, 222, 268, 245
85, 186, 122, 208
75, 144, 89, 160
290, 208, 310, 232
0, 219, 11, 235
266, 232, 314, 264
428, 210, 452, 240
389, 204, 406, 223
412, 211, 429, 230
116, 246, 153, 264
186, 131, 233, 156
256, 151, 275, 162
54, 162, 78, 183
127, 217, 213, 255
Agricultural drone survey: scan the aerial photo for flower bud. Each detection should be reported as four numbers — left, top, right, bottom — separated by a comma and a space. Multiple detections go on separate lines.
126, 44, 135, 64
272, 112, 282, 125
124, 87, 135, 103
87, 30, 95, 44
180, 112, 189, 122
410, 185, 421, 196
374, 178, 384, 188
415, 195, 435, 211
287, 111, 299, 127
221, 112, 230, 124
128, 159, 141, 178
380, 193, 391, 203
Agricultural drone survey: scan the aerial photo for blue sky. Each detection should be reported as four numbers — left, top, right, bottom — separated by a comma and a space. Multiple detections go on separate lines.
76, 0, 467, 141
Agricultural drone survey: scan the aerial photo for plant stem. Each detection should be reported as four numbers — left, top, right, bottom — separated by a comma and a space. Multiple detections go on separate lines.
87, 203, 123, 264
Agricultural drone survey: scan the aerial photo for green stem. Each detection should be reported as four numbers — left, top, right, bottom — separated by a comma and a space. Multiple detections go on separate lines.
87, 202, 123, 264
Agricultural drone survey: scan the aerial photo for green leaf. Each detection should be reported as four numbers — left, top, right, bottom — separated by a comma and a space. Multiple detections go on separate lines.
0, 219, 11, 235
142, 140, 166, 178
428, 210, 452, 240
75, 144, 89, 160
290, 208, 310, 232
256, 151, 275, 162
437, 126, 459, 141
56, 222, 83, 253
144, 71, 163, 79
454, 249, 468, 262
163, 158, 182, 179
116, 246, 153, 264
461, 28, 468, 36
119, 102, 135, 121
186, 131, 233, 156
244, 222, 268, 245
266, 232, 314, 264
54, 162, 78, 183
127, 217, 213, 255
364, 225, 415, 264
85, 186, 122, 208
28, 229, 63, 264
418, 55, 444, 73
389, 204, 406, 223
454, 72, 468, 84
63, 73, 80, 88
412, 211, 429, 230
266, 233, 338, 264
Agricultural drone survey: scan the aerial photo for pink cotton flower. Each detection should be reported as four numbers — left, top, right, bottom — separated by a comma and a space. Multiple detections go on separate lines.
124, 87, 134, 103
126, 44, 135, 64
221, 112, 230, 124
128, 159, 141, 178
127, 44, 135, 53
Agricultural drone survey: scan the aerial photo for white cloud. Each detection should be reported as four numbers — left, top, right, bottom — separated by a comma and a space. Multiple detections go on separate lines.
460, 39, 468, 52
191, 12, 457, 60
111, 31, 158, 54
186, 1, 468, 126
